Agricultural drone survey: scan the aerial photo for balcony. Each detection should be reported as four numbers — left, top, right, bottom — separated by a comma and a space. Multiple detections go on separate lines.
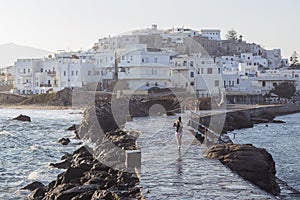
40, 84, 52, 87
19, 73, 32, 77
47, 71, 56, 77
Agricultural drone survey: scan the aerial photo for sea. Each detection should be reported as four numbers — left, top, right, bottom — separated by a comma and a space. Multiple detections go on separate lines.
0, 108, 83, 199
227, 113, 300, 192
0, 108, 299, 199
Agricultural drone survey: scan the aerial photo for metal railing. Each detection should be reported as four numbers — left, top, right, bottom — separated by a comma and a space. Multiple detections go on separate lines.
189, 111, 225, 147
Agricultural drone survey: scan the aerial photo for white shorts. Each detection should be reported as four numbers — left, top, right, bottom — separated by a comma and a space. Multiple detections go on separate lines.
175, 132, 183, 136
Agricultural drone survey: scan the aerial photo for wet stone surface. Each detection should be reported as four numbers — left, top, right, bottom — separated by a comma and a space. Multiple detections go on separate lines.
125, 114, 275, 200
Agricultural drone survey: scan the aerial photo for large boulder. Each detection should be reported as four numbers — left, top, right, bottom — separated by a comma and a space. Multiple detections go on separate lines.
205, 144, 280, 195
13, 114, 31, 122
22, 181, 44, 191
58, 138, 70, 145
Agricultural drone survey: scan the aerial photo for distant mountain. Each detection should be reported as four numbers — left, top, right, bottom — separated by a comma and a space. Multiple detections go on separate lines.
0, 43, 53, 68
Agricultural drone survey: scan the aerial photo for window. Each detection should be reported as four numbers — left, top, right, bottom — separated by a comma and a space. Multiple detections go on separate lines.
142, 58, 144, 63
190, 61, 194, 67
23, 69, 26, 73
190, 71, 194, 78
28, 69, 30, 73
207, 68, 213, 74
262, 81, 266, 87
201, 68, 204, 74
215, 80, 219, 86
71, 71, 74, 76
122, 56, 125, 60
154, 57, 158, 63
88, 71, 91, 76
76, 71, 78, 76
95, 71, 100, 75
273, 82, 277, 87
64, 71, 66, 76
237, 78, 240, 84
41, 68, 43, 72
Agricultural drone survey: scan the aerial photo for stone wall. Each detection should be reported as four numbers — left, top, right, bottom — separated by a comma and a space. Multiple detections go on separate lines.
0, 93, 27, 105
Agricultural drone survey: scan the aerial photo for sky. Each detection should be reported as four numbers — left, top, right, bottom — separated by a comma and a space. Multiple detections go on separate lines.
0, 0, 299, 57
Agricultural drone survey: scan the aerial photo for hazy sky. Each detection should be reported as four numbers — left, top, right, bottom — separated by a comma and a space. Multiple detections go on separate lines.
0, 0, 299, 57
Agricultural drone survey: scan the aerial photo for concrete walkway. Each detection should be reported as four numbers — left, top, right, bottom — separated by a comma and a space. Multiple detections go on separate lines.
125, 113, 275, 200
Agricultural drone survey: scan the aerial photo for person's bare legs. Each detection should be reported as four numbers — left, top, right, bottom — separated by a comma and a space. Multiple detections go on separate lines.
176, 134, 182, 149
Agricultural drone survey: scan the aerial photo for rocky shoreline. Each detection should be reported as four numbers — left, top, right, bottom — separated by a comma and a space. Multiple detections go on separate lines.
22, 92, 300, 199
23, 93, 181, 199
197, 104, 300, 198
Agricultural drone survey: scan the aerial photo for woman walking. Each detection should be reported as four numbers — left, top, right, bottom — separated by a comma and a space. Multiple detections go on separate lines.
173, 116, 183, 150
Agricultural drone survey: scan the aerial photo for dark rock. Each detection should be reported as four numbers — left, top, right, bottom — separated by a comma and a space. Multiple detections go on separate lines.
44, 183, 76, 199
205, 143, 280, 195
56, 185, 99, 200
22, 181, 44, 191
61, 152, 72, 160
70, 190, 95, 200
91, 190, 119, 200
48, 87, 73, 106
50, 159, 72, 169
12, 114, 31, 122
251, 117, 270, 123
28, 187, 46, 200
58, 138, 70, 145
73, 130, 80, 139
61, 167, 85, 184
66, 124, 77, 131
271, 120, 285, 123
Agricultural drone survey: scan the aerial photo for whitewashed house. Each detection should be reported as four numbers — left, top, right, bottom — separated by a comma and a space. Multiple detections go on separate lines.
14, 58, 42, 94
117, 44, 173, 90
215, 55, 240, 72
200, 29, 221, 40
171, 53, 222, 96
162, 27, 199, 45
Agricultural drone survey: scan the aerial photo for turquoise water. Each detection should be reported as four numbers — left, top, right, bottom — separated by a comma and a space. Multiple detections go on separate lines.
228, 113, 300, 191
0, 109, 82, 199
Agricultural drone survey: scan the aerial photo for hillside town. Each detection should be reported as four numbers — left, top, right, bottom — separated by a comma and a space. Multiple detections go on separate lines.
2, 25, 300, 104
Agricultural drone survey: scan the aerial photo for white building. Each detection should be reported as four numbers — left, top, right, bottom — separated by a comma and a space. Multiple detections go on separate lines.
201, 29, 221, 40
264, 49, 288, 69
171, 53, 222, 96
14, 58, 42, 94
215, 55, 240, 72
117, 44, 174, 90
240, 53, 268, 68
162, 27, 200, 45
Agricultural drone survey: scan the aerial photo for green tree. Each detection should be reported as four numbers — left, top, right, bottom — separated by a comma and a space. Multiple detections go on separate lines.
290, 51, 299, 65
271, 81, 296, 99
226, 29, 238, 41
